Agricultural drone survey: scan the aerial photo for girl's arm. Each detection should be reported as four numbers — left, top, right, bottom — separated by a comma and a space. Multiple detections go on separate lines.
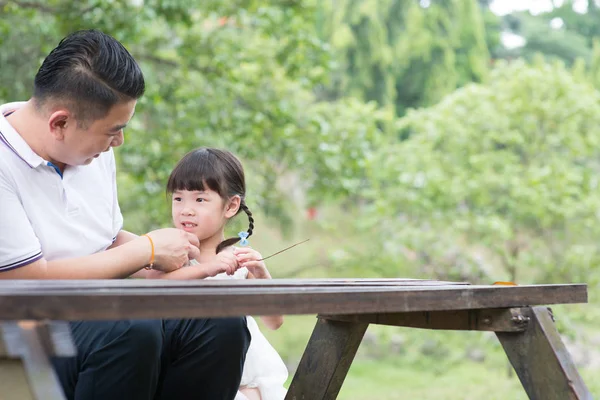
150, 252, 239, 280
245, 263, 284, 330
108, 230, 236, 280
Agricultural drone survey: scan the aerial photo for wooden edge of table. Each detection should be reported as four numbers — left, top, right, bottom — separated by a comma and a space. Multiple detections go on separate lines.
0, 278, 470, 290
0, 283, 587, 321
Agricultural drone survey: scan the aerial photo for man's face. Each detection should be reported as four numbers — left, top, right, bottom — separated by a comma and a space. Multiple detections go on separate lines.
55, 100, 136, 166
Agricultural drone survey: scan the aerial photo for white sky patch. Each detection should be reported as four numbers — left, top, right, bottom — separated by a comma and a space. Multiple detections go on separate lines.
501, 31, 527, 49
490, 0, 558, 16
489, 0, 593, 16
550, 17, 564, 29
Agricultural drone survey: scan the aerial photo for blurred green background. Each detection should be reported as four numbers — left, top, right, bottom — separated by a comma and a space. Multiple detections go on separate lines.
2, 0, 599, 398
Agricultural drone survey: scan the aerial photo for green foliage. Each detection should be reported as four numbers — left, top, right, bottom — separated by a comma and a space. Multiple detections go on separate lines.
546, 0, 600, 47
316, 0, 493, 116
2, 3, 600, 396
0, 0, 386, 234
362, 60, 600, 284
496, 2, 600, 68
500, 12, 591, 65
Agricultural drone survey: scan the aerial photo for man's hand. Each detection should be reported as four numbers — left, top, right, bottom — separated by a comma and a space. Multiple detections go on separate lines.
144, 228, 200, 273
233, 247, 271, 279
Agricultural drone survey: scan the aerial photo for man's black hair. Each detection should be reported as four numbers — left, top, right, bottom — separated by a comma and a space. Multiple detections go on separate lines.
33, 29, 145, 122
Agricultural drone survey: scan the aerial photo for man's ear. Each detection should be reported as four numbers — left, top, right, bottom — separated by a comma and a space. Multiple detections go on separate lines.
48, 109, 72, 141
225, 195, 241, 219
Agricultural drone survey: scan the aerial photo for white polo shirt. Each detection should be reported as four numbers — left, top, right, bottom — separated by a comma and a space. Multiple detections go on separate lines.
0, 102, 123, 271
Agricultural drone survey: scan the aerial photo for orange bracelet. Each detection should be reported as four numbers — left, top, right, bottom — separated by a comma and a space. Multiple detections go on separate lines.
143, 234, 155, 270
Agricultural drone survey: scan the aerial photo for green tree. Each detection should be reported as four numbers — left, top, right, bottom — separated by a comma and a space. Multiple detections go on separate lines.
498, 12, 591, 65
362, 60, 600, 285
495, 1, 600, 67
316, 0, 493, 116
0, 0, 388, 234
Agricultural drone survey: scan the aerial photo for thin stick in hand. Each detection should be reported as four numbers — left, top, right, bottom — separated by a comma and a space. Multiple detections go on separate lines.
257, 239, 310, 261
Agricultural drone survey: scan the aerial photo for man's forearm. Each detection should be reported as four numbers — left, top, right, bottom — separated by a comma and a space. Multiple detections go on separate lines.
110, 230, 152, 279
0, 236, 151, 279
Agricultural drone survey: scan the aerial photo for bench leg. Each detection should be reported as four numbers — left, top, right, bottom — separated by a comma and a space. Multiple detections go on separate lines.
0, 359, 35, 400
496, 306, 593, 400
1, 321, 70, 400
286, 317, 368, 400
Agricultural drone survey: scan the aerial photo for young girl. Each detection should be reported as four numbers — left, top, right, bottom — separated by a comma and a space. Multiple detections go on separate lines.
165, 147, 288, 400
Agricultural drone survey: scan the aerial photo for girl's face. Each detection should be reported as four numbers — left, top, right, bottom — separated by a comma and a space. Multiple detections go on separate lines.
171, 189, 240, 242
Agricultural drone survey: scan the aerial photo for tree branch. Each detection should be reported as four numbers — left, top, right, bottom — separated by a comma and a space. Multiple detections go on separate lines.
0, 0, 58, 13
136, 53, 221, 76
137, 53, 179, 68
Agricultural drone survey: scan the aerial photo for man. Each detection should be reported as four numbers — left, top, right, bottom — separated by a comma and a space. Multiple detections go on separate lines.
0, 30, 249, 399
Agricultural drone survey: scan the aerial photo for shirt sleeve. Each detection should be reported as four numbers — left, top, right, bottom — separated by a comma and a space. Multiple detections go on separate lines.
0, 168, 42, 271
109, 150, 123, 241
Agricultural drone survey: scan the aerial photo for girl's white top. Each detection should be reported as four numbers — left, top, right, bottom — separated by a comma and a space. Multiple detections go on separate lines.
197, 260, 288, 400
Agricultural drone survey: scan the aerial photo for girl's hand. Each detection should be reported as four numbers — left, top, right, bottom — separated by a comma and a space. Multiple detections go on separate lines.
233, 247, 271, 279
205, 250, 239, 276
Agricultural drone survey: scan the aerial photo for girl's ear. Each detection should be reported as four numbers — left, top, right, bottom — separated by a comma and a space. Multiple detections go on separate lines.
224, 195, 241, 218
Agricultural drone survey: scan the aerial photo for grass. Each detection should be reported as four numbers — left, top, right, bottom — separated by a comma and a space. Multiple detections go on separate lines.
339, 360, 527, 400
245, 209, 600, 399
259, 316, 600, 399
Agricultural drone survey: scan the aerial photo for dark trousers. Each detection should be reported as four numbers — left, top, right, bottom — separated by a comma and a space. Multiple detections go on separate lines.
51, 318, 250, 400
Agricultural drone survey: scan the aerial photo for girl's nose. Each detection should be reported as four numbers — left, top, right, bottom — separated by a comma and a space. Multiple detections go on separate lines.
181, 206, 195, 216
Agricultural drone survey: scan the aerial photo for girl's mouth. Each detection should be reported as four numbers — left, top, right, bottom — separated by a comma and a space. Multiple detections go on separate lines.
181, 222, 198, 231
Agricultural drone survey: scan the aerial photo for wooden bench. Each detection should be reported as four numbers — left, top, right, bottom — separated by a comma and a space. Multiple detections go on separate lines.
0, 279, 592, 399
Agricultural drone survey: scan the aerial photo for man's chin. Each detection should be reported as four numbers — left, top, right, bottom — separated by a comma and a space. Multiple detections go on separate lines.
82, 154, 101, 165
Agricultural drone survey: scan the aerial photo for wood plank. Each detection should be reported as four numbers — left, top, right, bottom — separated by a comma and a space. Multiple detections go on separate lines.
285, 318, 368, 400
1, 322, 75, 357
0, 278, 469, 290
496, 307, 593, 400
0, 284, 587, 321
322, 308, 530, 332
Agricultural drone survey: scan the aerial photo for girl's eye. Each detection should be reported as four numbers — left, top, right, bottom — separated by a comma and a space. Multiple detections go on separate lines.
173, 197, 182, 202
196, 198, 205, 203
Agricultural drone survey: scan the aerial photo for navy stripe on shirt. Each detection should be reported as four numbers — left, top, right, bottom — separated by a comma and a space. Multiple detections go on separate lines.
0, 251, 43, 271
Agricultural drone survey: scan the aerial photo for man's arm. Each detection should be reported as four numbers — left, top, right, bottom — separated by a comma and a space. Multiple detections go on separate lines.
0, 235, 151, 279
108, 230, 138, 249
110, 230, 158, 279
109, 230, 205, 279
0, 167, 199, 280
0, 228, 201, 280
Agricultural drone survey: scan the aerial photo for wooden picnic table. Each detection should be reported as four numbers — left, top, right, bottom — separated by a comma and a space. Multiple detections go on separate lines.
0, 278, 592, 400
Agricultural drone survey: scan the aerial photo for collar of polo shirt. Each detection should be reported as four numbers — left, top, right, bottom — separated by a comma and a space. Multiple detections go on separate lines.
0, 102, 45, 169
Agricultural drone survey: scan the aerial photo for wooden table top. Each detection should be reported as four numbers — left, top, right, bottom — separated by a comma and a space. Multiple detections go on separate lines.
0, 279, 587, 321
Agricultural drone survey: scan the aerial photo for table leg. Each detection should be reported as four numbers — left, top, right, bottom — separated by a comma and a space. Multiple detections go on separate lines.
286, 317, 368, 400
496, 306, 592, 400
